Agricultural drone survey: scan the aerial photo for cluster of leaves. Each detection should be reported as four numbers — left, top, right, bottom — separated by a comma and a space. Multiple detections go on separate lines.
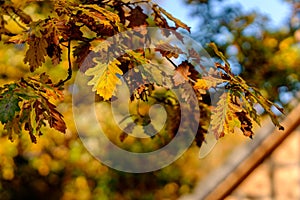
0, 0, 191, 141
0, 0, 284, 146
203, 44, 284, 139
186, 0, 300, 106
0, 73, 66, 143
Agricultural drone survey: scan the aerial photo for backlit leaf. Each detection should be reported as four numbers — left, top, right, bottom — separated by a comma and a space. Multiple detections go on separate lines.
81, 4, 120, 24
85, 58, 123, 100
236, 111, 254, 139
194, 76, 226, 90
7, 33, 28, 44
90, 39, 111, 52
209, 93, 243, 139
45, 100, 67, 133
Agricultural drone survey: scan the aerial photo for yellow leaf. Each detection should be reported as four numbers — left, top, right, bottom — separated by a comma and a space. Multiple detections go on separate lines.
210, 93, 227, 138
209, 93, 242, 139
125, 50, 149, 65
79, 4, 122, 31
224, 106, 241, 135
194, 76, 226, 90
85, 58, 123, 100
30, 102, 37, 135
194, 79, 208, 90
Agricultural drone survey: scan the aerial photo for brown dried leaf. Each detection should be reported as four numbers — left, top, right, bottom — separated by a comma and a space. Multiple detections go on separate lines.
46, 101, 66, 133
24, 36, 48, 72
173, 62, 191, 86
236, 111, 254, 139
126, 6, 148, 28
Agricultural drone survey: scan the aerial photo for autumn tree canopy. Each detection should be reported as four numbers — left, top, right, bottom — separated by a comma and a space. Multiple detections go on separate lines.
0, 0, 283, 145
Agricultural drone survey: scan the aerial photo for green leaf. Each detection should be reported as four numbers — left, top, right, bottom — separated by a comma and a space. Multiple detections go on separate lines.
3, 117, 21, 142
0, 85, 20, 124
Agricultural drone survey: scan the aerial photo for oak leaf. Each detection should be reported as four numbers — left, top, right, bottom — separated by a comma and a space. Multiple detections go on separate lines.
7, 33, 28, 44
173, 62, 191, 86
24, 36, 48, 72
126, 6, 148, 28
85, 58, 123, 100
209, 93, 242, 139
46, 100, 67, 133
0, 84, 20, 124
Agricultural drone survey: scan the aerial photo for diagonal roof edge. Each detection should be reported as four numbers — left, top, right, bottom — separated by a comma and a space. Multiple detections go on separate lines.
181, 102, 300, 200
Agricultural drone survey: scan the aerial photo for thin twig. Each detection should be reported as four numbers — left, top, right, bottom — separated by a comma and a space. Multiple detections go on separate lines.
55, 40, 72, 87
6, 11, 28, 31
20, 78, 46, 93
165, 57, 177, 69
